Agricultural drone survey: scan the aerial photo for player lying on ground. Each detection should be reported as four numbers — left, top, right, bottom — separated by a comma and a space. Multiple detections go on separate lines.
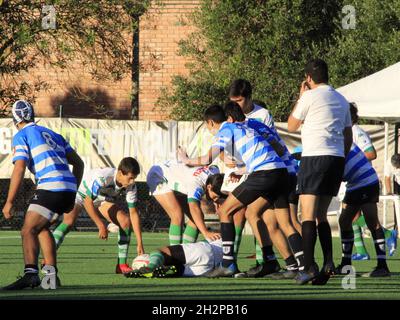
50, 157, 143, 274
2, 100, 84, 290
147, 160, 221, 245
178, 104, 304, 278
335, 143, 391, 277
126, 239, 224, 278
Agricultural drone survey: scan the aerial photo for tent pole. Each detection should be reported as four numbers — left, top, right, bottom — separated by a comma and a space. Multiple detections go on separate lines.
383, 122, 389, 227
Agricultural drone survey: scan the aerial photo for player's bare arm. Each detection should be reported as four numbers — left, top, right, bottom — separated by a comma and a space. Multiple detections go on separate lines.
188, 201, 220, 241
129, 207, 144, 255
2, 159, 26, 220
66, 149, 85, 187
83, 197, 108, 240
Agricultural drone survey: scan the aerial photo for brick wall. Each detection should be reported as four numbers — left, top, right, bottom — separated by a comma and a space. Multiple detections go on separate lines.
138, 1, 200, 120
2, 0, 199, 120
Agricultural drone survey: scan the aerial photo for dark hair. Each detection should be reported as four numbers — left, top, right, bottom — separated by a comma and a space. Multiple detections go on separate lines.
349, 102, 359, 123
228, 79, 252, 98
205, 174, 227, 201
391, 154, 400, 168
224, 101, 246, 122
204, 104, 227, 123
304, 59, 328, 84
252, 99, 267, 109
118, 157, 140, 175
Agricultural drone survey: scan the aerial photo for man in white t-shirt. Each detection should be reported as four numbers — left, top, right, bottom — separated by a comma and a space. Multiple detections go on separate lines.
228, 79, 275, 129
288, 58, 353, 285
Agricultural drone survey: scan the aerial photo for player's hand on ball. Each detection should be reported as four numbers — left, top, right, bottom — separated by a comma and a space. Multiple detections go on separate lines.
205, 231, 221, 241
2, 202, 14, 220
98, 224, 109, 240
137, 244, 145, 256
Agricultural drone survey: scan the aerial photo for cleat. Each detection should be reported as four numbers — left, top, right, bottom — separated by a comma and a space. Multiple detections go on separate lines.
248, 260, 281, 278
312, 261, 336, 285
124, 270, 143, 278
233, 272, 248, 278
362, 266, 391, 278
116, 264, 133, 274
204, 263, 239, 278
295, 262, 319, 285
387, 230, 398, 256
269, 269, 298, 280
352, 253, 370, 261
2, 273, 41, 291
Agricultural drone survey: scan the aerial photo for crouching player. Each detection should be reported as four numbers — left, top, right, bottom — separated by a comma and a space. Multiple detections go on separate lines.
51, 157, 144, 274
335, 143, 390, 277
2, 100, 84, 290
126, 239, 224, 278
147, 160, 221, 244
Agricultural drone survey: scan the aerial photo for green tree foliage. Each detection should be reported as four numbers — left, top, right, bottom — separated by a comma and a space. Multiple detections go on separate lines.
0, 0, 149, 115
159, 0, 400, 121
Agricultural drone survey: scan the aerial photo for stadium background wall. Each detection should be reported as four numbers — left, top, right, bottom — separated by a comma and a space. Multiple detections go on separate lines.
0, 118, 394, 231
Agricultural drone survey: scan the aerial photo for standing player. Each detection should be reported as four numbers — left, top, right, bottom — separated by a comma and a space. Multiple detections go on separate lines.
2, 100, 84, 290
147, 160, 221, 245
229, 79, 275, 128
335, 143, 390, 277
51, 157, 144, 274
178, 105, 304, 277
288, 59, 353, 284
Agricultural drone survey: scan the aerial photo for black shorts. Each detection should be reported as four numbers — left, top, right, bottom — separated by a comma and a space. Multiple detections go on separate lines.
297, 156, 345, 196
394, 180, 400, 195
288, 174, 299, 205
343, 183, 380, 205
28, 190, 76, 221
232, 168, 289, 208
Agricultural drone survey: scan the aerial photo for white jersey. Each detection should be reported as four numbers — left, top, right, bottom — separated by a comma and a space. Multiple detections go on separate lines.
245, 104, 275, 129
384, 159, 400, 184
352, 124, 374, 153
77, 167, 137, 208
147, 160, 220, 202
182, 239, 223, 276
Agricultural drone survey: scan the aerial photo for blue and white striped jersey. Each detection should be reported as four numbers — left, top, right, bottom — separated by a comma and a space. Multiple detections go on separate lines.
212, 122, 285, 173
12, 123, 77, 193
344, 143, 379, 192
245, 119, 298, 176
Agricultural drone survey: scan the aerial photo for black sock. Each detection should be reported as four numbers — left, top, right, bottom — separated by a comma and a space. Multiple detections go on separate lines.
340, 230, 354, 266
262, 245, 276, 262
288, 232, 305, 270
284, 255, 298, 270
302, 221, 317, 272
318, 221, 333, 266
371, 227, 388, 269
221, 222, 235, 267
24, 264, 38, 275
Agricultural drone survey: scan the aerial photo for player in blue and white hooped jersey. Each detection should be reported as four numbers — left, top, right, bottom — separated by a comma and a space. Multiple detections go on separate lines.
335, 143, 390, 277
221, 101, 304, 278
178, 105, 304, 278
2, 100, 84, 290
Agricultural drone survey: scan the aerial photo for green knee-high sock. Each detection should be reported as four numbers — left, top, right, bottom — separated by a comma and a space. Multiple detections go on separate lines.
118, 228, 131, 265
183, 225, 199, 244
234, 226, 243, 258
383, 227, 392, 239
255, 240, 264, 265
353, 220, 368, 255
53, 223, 71, 249
148, 251, 165, 271
169, 224, 182, 245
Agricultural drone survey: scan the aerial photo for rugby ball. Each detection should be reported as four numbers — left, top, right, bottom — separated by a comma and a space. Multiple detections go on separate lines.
107, 222, 119, 233
132, 254, 150, 270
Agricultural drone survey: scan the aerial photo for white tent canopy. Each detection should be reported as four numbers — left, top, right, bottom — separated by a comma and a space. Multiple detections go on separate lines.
337, 62, 400, 123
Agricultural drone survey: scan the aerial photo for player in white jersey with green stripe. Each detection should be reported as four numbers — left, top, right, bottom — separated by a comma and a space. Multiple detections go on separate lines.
147, 160, 221, 245
51, 157, 144, 275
